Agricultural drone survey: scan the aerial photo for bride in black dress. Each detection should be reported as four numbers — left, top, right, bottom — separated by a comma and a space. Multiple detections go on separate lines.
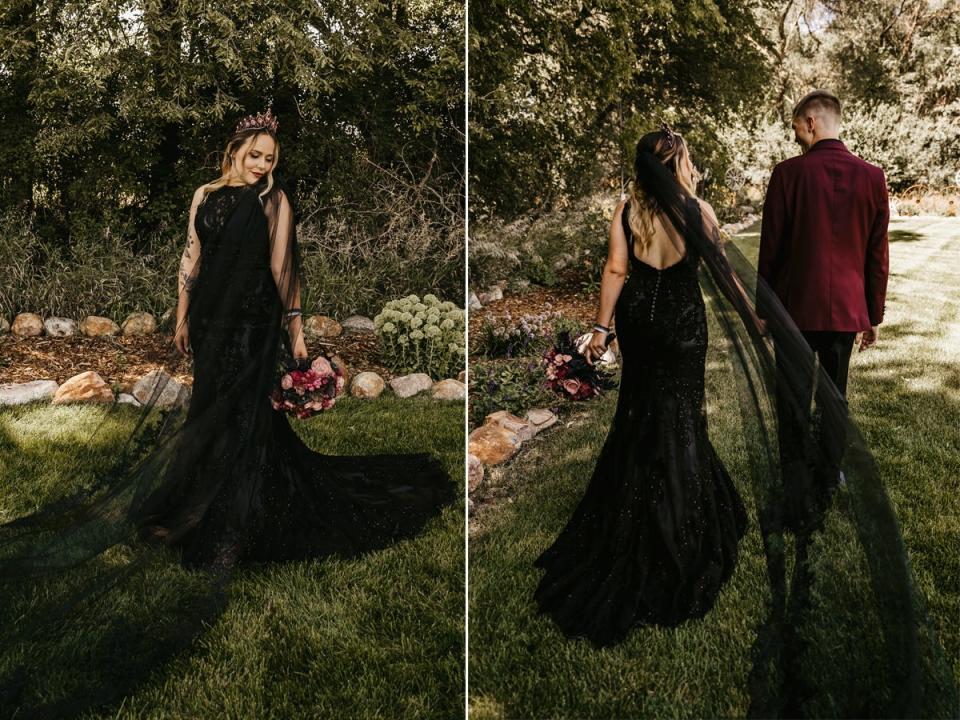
0, 109, 456, 716
533, 126, 751, 647
530, 126, 955, 716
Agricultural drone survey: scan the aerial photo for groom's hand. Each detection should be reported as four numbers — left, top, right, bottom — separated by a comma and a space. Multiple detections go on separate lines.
858, 326, 879, 352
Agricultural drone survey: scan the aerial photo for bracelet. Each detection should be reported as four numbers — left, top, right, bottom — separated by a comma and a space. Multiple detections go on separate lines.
284, 308, 302, 318
593, 323, 610, 334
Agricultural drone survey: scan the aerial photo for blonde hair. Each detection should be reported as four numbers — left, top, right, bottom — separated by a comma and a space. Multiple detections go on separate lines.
626, 131, 698, 253
199, 128, 279, 206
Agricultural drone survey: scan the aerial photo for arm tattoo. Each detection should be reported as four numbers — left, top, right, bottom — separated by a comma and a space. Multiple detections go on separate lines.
181, 269, 197, 292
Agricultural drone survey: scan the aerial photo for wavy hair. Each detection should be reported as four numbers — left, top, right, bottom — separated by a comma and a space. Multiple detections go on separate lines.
200, 126, 280, 204
626, 129, 698, 253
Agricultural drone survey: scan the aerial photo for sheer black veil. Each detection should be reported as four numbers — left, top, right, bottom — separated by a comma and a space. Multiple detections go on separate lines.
0, 163, 311, 716
628, 129, 957, 718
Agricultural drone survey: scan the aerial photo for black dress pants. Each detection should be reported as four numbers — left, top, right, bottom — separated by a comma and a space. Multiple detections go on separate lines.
775, 330, 856, 533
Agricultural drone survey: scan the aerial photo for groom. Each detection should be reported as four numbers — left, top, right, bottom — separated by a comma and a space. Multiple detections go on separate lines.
758, 89, 890, 530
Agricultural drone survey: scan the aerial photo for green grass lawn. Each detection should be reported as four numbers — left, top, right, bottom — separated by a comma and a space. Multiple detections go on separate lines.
0, 395, 464, 719
468, 216, 960, 719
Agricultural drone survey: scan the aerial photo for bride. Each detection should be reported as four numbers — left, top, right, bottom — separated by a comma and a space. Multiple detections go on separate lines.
0, 109, 456, 715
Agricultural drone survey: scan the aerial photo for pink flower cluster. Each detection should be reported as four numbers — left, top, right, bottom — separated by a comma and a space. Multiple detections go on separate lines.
270, 354, 346, 418
543, 347, 601, 400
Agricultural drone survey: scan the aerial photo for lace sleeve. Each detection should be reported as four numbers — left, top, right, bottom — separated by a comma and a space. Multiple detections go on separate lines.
264, 187, 305, 349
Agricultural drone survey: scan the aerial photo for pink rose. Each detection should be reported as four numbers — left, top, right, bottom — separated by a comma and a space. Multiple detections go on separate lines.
311, 356, 333, 375
335, 376, 345, 391
546, 366, 557, 379
560, 354, 573, 363
281, 373, 293, 390
553, 355, 565, 366
562, 378, 581, 396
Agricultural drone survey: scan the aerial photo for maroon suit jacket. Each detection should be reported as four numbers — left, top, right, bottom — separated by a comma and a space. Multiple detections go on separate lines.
758, 138, 889, 332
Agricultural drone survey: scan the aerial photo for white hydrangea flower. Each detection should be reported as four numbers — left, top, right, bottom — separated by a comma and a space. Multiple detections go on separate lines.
410, 329, 425, 340
410, 317, 424, 329
382, 322, 396, 333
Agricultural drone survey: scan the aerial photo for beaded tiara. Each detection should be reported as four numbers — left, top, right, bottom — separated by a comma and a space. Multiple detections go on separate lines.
233, 108, 279, 134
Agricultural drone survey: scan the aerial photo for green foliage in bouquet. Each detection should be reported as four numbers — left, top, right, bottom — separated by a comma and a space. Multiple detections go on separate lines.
374, 294, 465, 379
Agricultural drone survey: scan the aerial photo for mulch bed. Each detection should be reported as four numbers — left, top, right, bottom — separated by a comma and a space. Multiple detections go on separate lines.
0, 331, 394, 392
468, 284, 599, 352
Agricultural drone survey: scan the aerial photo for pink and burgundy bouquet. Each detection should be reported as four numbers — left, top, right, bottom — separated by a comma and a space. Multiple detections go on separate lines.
270, 353, 345, 418
542, 330, 617, 401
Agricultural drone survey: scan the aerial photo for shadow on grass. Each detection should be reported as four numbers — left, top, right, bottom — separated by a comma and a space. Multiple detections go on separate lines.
0, 398, 465, 719
889, 229, 926, 243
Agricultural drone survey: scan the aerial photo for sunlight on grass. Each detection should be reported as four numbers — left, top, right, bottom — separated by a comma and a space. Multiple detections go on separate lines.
470, 216, 960, 718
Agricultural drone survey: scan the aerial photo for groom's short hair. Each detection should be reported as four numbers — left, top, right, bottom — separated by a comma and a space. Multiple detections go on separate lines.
792, 90, 841, 121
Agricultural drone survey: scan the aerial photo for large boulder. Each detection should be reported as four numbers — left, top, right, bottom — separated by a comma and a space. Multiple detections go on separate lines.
11, 313, 43, 337
52, 371, 115, 404
468, 422, 522, 465
303, 315, 342, 339
132, 368, 187, 408
468, 292, 482, 311
80, 315, 121, 337
350, 371, 385, 399
44, 316, 78, 337
122, 311, 156, 336
0, 379, 59, 406
341, 315, 375, 333
388, 373, 433, 399
432, 378, 465, 401
117, 393, 142, 407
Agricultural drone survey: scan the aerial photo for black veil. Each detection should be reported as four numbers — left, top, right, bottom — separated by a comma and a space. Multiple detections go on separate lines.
0, 164, 311, 716
628, 131, 958, 718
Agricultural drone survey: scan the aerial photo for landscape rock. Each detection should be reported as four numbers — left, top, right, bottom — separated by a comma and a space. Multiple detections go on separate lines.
350, 371, 385, 399
0, 316, 10, 333
52, 371, 114, 404
303, 315, 342, 339
468, 422, 522, 465
117, 393, 142, 407
0, 379, 59, 405
132, 368, 186, 408
11, 313, 43, 337
122, 311, 156, 336
431, 378, 465, 400
478, 286, 504, 304
468, 453, 484, 491
484, 410, 535, 442
80, 315, 121, 337
525, 408, 558, 435
388, 372, 434, 398
468, 292, 482, 311
457, 369, 466, 383
341, 315, 375, 333
43, 316, 78, 337
158, 307, 175, 330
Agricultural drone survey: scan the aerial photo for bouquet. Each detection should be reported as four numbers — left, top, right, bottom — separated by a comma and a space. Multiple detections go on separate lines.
270, 353, 345, 418
543, 330, 617, 400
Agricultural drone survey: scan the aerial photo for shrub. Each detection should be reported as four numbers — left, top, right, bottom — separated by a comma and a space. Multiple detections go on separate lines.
468, 359, 556, 428
374, 293, 465, 379
474, 309, 562, 359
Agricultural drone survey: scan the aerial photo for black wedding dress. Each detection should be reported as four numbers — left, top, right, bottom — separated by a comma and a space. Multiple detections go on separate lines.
534, 197, 748, 647
0, 175, 456, 717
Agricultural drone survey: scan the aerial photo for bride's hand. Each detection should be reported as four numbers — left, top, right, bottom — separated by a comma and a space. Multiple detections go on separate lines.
585, 331, 608, 364
174, 321, 191, 357
292, 335, 308, 360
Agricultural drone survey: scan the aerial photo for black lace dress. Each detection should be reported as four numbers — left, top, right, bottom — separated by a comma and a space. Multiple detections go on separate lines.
131, 182, 456, 568
533, 198, 748, 647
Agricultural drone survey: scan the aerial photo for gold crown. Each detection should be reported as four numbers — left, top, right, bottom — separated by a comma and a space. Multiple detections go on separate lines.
234, 108, 279, 134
